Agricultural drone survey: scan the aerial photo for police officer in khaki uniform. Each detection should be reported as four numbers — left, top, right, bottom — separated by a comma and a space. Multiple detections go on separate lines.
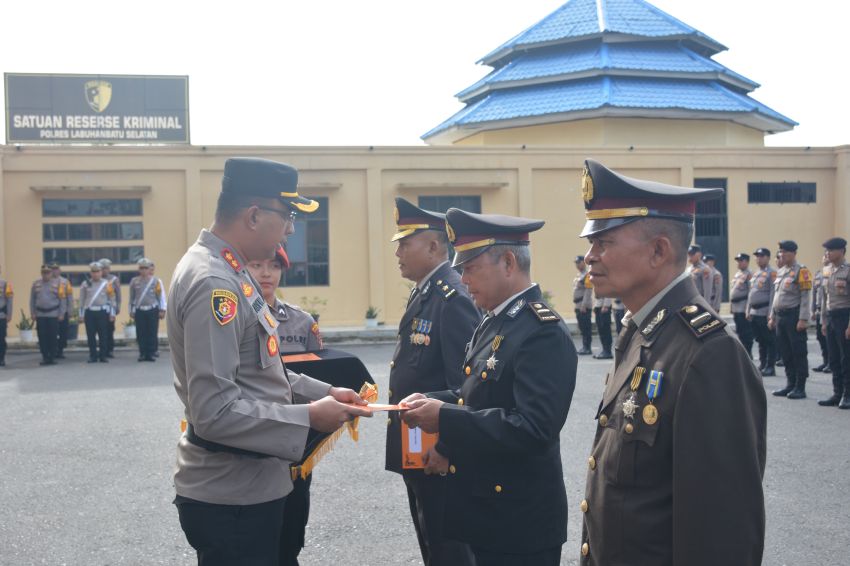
168, 157, 370, 565
99, 258, 121, 358
704, 253, 723, 312
730, 252, 754, 357
129, 258, 165, 362
592, 289, 613, 359
402, 208, 577, 566
573, 256, 594, 355
577, 159, 766, 566
686, 244, 714, 304
30, 265, 67, 366
819, 237, 850, 408
769, 240, 813, 399
79, 262, 116, 363
747, 248, 777, 376
385, 198, 479, 566
812, 256, 830, 373
50, 263, 73, 359
0, 265, 13, 366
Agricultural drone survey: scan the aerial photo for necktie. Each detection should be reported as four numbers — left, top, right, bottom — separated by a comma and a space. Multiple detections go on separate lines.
469, 313, 493, 349
614, 318, 638, 368
406, 286, 420, 308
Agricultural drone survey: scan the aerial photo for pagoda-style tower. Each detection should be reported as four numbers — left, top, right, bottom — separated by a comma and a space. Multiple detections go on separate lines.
423, 0, 795, 146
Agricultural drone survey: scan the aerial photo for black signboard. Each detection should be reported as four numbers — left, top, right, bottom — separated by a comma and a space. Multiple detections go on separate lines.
5, 73, 189, 144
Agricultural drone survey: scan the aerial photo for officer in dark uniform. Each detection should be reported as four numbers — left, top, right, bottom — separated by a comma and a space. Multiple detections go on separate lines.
402, 208, 577, 566
384, 197, 479, 566
577, 159, 766, 565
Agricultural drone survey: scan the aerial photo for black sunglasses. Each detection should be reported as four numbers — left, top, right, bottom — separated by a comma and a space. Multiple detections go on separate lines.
256, 205, 297, 222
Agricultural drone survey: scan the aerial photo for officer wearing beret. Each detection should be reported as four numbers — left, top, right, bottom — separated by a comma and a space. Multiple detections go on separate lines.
686, 245, 715, 305
769, 240, 813, 399
79, 262, 116, 363
168, 157, 370, 565
577, 159, 766, 565
730, 252, 754, 357
98, 258, 121, 358
703, 253, 723, 312
0, 264, 13, 366
819, 237, 850, 408
30, 264, 66, 366
747, 248, 777, 376
573, 255, 594, 354
50, 263, 73, 359
402, 208, 577, 565
383, 197, 480, 566
129, 258, 165, 362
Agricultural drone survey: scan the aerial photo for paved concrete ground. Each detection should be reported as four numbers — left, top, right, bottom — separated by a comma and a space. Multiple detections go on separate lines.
1, 340, 848, 565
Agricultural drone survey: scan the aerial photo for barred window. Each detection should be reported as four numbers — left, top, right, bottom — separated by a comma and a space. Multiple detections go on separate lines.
43, 198, 143, 216
282, 197, 329, 287
43, 222, 143, 241
418, 195, 482, 214
748, 182, 816, 204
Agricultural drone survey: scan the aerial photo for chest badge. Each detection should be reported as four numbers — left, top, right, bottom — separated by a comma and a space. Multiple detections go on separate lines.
622, 394, 639, 420
486, 335, 504, 370
486, 353, 498, 370
267, 335, 279, 356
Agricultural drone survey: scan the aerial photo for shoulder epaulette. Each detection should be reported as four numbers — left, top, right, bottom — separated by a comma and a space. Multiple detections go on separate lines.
529, 301, 560, 323
434, 279, 457, 300
798, 267, 813, 290
285, 302, 307, 313
583, 273, 593, 289
677, 303, 725, 339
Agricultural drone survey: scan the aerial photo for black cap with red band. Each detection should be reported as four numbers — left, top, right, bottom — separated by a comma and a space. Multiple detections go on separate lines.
445, 208, 544, 267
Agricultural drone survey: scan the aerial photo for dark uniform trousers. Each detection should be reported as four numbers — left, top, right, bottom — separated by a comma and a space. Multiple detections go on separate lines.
775, 307, 809, 387
135, 308, 160, 358
278, 475, 311, 566
386, 263, 480, 566
733, 312, 755, 357
750, 315, 776, 369
57, 317, 69, 356
815, 313, 829, 367
176, 495, 286, 566
36, 316, 59, 362
575, 306, 593, 349
593, 306, 612, 352
106, 317, 116, 356
826, 309, 850, 398
0, 319, 7, 363
84, 309, 110, 361
472, 545, 562, 566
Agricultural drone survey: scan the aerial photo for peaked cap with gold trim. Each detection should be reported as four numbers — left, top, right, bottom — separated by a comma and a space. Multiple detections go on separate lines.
579, 158, 723, 238
222, 157, 319, 214
446, 208, 544, 267
391, 197, 446, 242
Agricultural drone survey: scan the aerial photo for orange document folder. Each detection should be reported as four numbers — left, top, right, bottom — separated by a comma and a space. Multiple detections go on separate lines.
401, 421, 439, 469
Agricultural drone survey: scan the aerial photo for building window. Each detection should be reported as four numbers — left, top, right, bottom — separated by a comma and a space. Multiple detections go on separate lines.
43, 222, 144, 241
418, 195, 482, 214
282, 197, 329, 287
44, 246, 145, 266
64, 271, 138, 286
43, 198, 143, 217
747, 182, 816, 204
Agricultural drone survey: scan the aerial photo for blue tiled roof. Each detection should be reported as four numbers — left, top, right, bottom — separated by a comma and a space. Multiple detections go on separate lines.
424, 77, 796, 139
481, 0, 725, 65
457, 42, 756, 100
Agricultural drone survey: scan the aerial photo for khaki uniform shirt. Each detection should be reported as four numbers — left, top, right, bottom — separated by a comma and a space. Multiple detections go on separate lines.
573, 269, 593, 309
746, 267, 776, 317
55, 276, 74, 316
0, 279, 13, 320
30, 278, 66, 319
821, 261, 850, 327
687, 260, 714, 302
709, 267, 723, 312
729, 269, 752, 314
129, 275, 165, 315
78, 279, 116, 318
106, 274, 122, 315
592, 290, 612, 309
168, 229, 331, 505
770, 261, 813, 321
273, 299, 323, 353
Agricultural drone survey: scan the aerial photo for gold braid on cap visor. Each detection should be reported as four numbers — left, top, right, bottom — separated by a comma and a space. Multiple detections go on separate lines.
280, 191, 319, 213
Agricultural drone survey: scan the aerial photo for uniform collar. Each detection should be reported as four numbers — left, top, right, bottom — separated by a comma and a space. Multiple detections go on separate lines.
273, 298, 289, 321
417, 260, 449, 290
632, 271, 690, 327
198, 229, 247, 269
492, 283, 538, 317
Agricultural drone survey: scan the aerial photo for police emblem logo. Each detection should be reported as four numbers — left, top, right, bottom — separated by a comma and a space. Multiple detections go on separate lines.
241, 282, 254, 298
581, 166, 594, 204
445, 220, 456, 244
267, 335, 279, 356
84, 80, 113, 113
211, 289, 238, 326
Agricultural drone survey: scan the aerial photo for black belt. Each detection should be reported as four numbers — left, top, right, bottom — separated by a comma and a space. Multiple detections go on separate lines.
828, 307, 850, 315
775, 306, 800, 316
573, 299, 582, 304
731, 297, 747, 303
749, 302, 768, 310
35, 306, 59, 313
185, 423, 274, 459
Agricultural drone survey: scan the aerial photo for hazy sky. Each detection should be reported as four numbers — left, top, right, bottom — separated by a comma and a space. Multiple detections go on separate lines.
2, 0, 846, 147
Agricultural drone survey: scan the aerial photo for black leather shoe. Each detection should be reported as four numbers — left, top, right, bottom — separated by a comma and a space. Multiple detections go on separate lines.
99, 358, 109, 363
818, 395, 841, 406
839, 395, 850, 410
593, 351, 613, 359
772, 385, 794, 396
138, 357, 146, 362
56, 354, 65, 359
758, 361, 766, 371
105, 353, 114, 359
153, 351, 160, 358
39, 360, 56, 366
577, 348, 593, 356
143, 356, 156, 362
776, 360, 784, 367
786, 387, 807, 399
761, 367, 775, 377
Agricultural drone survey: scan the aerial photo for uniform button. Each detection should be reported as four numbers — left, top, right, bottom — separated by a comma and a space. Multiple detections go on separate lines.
465, 366, 471, 375
494, 485, 502, 493
580, 499, 588, 513
386, 418, 391, 425
458, 398, 464, 406
389, 361, 394, 368
481, 371, 488, 380
388, 389, 392, 398
588, 456, 597, 470
449, 465, 456, 474
599, 414, 608, 427
581, 542, 589, 556
625, 423, 634, 434
437, 280, 443, 285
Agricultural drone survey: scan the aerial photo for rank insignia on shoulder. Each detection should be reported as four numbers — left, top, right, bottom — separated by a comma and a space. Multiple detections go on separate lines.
507, 299, 525, 318
440, 283, 457, 300
211, 289, 238, 326
267, 335, 279, 356
264, 311, 279, 329
529, 301, 559, 322
641, 308, 666, 337
798, 268, 813, 290
241, 282, 254, 298
677, 304, 725, 338
221, 249, 242, 272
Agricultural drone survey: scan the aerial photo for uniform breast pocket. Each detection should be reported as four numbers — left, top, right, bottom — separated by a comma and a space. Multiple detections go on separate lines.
837, 279, 847, 295
471, 357, 504, 384
602, 414, 661, 488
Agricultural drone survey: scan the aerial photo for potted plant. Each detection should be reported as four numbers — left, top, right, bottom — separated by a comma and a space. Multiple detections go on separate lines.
16, 309, 35, 343
66, 304, 80, 341
299, 296, 327, 322
364, 306, 380, 328
123, 319, 136, 340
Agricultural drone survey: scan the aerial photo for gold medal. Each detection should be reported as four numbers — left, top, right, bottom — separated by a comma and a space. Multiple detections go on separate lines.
642, 404, 658, 425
